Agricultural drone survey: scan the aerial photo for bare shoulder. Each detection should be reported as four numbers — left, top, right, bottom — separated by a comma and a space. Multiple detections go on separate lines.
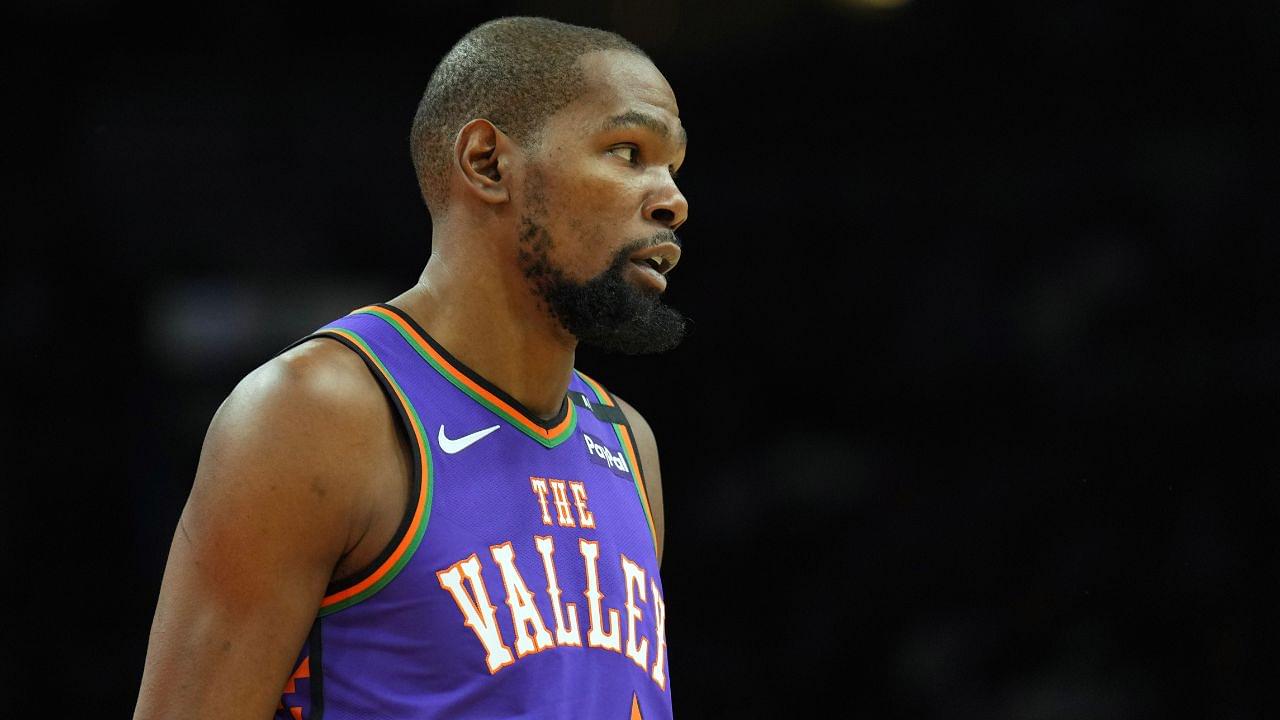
206, 333, 404, 558
229, 336, 389, 439
611, 394, 666, 564
206, 339, 387, 492
190, 335, 397, 567
135, 337, 404, 719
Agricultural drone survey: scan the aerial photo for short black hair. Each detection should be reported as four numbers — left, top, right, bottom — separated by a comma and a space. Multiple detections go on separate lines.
410, 17, 648, 216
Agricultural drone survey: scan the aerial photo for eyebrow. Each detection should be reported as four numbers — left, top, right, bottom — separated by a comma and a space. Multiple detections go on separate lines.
601, 110, 688, 148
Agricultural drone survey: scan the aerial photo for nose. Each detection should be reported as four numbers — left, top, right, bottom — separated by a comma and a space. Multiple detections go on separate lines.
643, 174, 689, 230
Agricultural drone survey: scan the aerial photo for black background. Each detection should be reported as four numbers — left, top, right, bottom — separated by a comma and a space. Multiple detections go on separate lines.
4, 0, 1276, 717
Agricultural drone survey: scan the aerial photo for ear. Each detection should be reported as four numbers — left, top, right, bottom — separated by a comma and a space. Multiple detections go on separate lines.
453, 118, 515, 206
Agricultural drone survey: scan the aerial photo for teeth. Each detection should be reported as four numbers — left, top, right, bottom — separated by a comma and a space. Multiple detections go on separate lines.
633, 254, 672, 274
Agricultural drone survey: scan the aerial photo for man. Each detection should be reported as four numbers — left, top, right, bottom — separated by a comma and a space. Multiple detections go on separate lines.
134, 16, 688, 720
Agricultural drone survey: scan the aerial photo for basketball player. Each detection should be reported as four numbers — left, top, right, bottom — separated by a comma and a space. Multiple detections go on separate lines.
133, 17, 687, 720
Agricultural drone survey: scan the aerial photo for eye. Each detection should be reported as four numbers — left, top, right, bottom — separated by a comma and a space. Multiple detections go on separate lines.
609, 144, 640, 165
669, 165, 681, 181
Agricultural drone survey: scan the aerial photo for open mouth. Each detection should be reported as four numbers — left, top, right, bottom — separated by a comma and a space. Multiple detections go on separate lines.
628, 243, 681, 276
636, 256, 670, 273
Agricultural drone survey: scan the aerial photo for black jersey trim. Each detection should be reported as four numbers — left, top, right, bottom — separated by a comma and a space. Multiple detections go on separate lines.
275, 331, 425, 601
308, 619, 325, 720
375, 302, 572, 432
569, 390, 630, 425
596, 386, 648, 499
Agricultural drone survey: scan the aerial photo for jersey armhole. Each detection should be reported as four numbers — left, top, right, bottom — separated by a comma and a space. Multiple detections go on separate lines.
574, 371, 659, 556
599, 388, 647, 485
277, 330, 434, 617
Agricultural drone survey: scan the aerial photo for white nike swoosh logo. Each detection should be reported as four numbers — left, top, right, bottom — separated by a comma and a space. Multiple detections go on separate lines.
438, 424, 501, 454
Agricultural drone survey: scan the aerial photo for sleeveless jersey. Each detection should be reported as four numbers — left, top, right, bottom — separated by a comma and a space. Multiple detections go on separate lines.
272, 303, 671, 720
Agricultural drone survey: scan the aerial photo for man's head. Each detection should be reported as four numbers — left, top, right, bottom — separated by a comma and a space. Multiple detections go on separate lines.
411, 17, 690, 354
411, 17, 647, 214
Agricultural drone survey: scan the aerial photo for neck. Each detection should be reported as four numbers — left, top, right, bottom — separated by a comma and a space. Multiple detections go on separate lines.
388, 247, 577, 421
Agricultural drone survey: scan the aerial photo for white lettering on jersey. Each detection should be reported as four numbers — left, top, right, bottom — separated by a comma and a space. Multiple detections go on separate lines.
583, 432, 630, 474
579, 539, 622, 652
568, 480, 596, 529
534, 535, 582, 647
550, 479, 577, 528
436, 553, 514, 674
620, 554, 650, 671
529, 477, 553, 526
649, 578, 668, 690
490, 541, 555, 657
437, 537, 667, 690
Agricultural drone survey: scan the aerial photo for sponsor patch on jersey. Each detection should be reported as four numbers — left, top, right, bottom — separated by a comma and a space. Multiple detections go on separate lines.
582, 432, 631, 477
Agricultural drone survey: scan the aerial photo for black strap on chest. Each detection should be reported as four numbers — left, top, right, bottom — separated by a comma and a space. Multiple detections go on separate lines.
568, 390, 629, 426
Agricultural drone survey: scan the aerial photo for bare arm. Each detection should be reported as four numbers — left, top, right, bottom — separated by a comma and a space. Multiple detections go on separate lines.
134, 342, 392, 720
613, 395, 665, 565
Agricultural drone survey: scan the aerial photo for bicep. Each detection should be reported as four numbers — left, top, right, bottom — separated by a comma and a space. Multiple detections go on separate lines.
135, 362, 367, 720
614, 396, 665, 565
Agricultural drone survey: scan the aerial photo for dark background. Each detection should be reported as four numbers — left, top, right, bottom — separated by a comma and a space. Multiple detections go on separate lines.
5, 0, 1276, 716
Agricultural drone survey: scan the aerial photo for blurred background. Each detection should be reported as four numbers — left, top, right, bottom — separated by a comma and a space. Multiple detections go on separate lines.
4, 0, 1276, 717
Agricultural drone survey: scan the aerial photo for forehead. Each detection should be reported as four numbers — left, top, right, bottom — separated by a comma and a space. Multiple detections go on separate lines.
552, 50, 685, 144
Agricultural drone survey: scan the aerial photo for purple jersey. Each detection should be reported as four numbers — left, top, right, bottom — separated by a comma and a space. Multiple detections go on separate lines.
273, 304, 671, 720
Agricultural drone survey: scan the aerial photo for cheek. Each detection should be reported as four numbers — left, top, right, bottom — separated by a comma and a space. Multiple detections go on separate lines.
561, 184, 615, 223
536, 164, 639, 271
563, 220, 616, 272
560, 158, 638, 216
534, 200, 609, 277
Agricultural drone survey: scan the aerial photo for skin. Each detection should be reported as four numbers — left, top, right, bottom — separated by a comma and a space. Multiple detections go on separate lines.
134, 49, 686, 720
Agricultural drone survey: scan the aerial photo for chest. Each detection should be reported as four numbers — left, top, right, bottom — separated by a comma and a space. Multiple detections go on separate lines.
422, 416, 656, 572
327, 418, 669, 698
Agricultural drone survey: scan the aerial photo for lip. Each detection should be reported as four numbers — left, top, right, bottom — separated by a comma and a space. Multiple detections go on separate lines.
628, 259, 668, 292
628, 241, 682, 276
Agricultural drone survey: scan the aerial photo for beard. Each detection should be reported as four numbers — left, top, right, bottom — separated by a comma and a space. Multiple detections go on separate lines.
516, 216, 688, 355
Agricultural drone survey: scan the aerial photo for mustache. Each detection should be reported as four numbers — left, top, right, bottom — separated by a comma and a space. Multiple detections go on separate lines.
620, 230, 681, 256
600, 231, 683, 275
648, 229, 681, 248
